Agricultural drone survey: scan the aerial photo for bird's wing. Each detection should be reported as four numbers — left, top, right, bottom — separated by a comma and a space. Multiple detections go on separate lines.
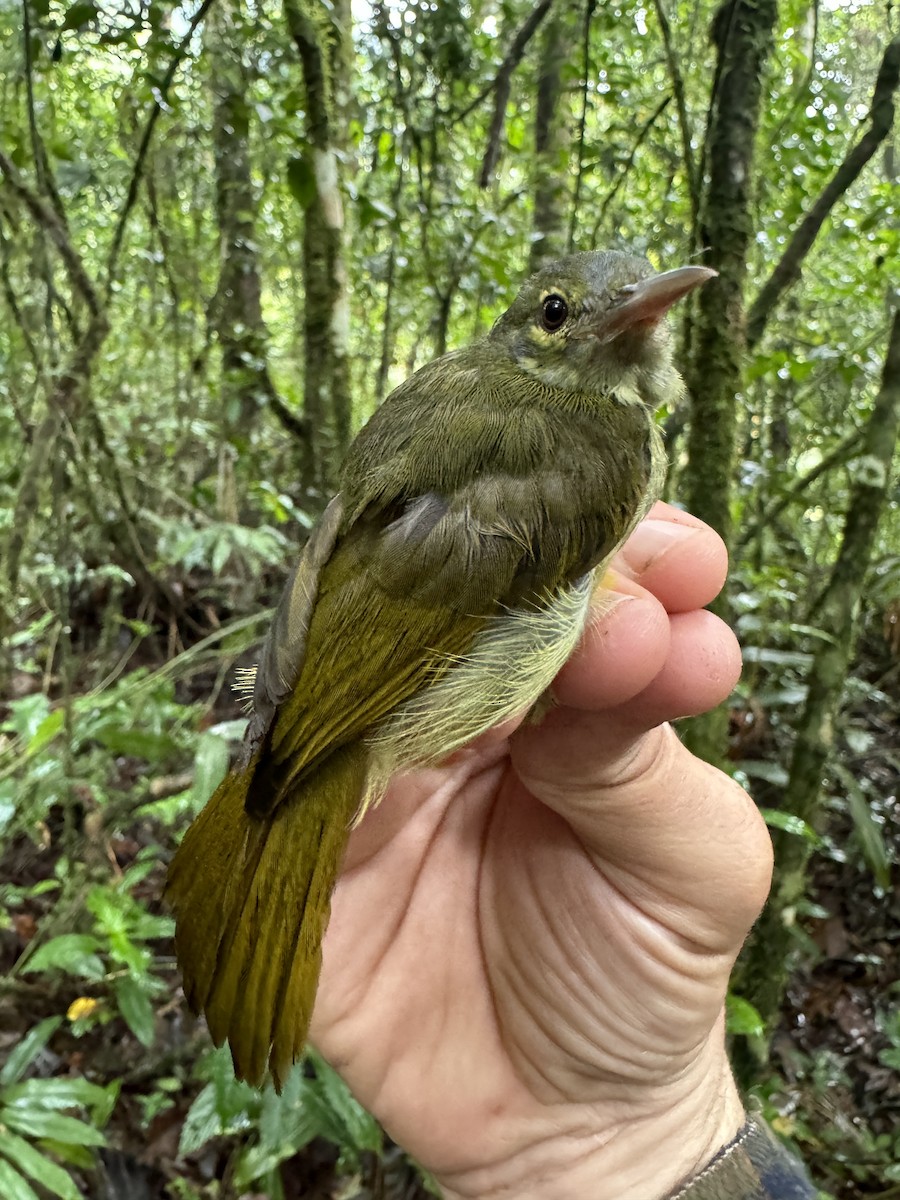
243, 386, 649, 818
247, 495, 344, 747
245, 481, 541, 816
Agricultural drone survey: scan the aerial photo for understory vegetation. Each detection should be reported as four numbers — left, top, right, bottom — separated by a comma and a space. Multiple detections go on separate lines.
1, 0, 898, 1195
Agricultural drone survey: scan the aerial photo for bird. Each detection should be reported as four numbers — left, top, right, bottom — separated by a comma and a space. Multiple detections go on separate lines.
166, 249, 715, 1089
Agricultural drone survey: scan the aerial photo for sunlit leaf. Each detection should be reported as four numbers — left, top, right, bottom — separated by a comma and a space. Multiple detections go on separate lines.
0, 1132, 80, 1200
21, 935, 105, 982
2, 1109, 105, 1147
726, 994, 766, 1038
114, 976, 155, 1047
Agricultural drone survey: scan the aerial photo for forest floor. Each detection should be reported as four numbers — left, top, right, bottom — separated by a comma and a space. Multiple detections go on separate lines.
1, 601, 897, 1200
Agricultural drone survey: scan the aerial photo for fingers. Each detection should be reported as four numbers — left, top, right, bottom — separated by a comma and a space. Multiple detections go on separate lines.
510, 504, 772, 949
616, 501, 729, 613
553, 504, 737, 723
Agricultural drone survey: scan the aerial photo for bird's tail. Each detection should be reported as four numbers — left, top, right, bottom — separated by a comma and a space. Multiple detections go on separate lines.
166, 743, 365, 1089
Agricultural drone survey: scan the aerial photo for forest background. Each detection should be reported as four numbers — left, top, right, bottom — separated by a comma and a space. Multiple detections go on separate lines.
0, 0, 898, 1196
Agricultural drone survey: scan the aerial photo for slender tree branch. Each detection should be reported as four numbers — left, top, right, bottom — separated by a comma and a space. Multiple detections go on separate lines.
456, 0, 556, 129
478, 0, 557, 188
0, 215, 41, 376
693, 0, 739, 253
767, 0, 819, 151
746, 38, 900, 348
104, 0, 219, 292
590, 94, 672, 244
284, 0, 332, 145
650, 0, 699, 239
736, 426, 867, 550
0, 149, 102, 317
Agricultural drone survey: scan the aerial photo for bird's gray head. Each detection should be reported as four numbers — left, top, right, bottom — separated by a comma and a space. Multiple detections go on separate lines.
489, 250, 715, 410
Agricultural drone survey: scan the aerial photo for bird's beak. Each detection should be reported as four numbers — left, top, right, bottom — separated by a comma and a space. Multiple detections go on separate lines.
590, 265, 717, 344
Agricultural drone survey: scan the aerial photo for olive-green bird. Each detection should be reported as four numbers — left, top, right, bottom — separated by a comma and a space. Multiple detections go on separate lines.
166, 250, 715, 1089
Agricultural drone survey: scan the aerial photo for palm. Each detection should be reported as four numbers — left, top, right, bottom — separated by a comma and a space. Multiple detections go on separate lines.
311, 505, 771, 1190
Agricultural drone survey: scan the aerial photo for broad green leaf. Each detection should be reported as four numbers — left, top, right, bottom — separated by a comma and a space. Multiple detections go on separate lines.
832, 763, 891, 889
0, 1131, 80, 1200
759, 809, 820, 842
178, 1083, 221, 1155
114, 976, 155, 1046
3, 695, 51, 742
739, 760, 790, 787
192, 731, 230, 806
0, 1159, 40, 1200
27, 709, 64, 755
2, 1108, 105, 1147
93, 726, 179, 762
726, 994, 766, 1038
21, 935, 105, 981
0, 1018, 63, 1086
741, 647, 814, 669
312, 1053, 381, 1155
4, 1076, 111, 1113
178, 1074, 255, 1156
0, 783, 16, 834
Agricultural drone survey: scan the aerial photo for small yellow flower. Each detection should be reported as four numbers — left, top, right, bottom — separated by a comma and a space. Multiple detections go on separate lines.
67, 997, 100, 1022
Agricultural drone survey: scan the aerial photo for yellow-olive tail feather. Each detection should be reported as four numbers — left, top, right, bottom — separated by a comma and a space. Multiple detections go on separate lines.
166, 745, 364, 1089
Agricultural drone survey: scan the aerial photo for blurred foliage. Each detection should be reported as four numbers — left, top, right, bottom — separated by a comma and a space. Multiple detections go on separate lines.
0, 0, 898, 1196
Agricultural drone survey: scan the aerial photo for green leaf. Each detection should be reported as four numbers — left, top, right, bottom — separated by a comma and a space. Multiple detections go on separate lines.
286, 155, 316, 209
759, 808, 820, 842
27, 709, 64, 755
741, 647, 814, 669
357, 195, 395, 229
726, 994, 766, 1038
0, 1160, 40, 1200
4, 1076, 111, 1114
0, 1018, 62, 1086
210, 532, 232, 576
93, 726, 179, 762
178, 1084, 222, 1156
192, 731, 230, 806
3, 695, 51, 742
738, 760, 790, 787
22, 935, 105, 981
114, 976, 155, 1046
178, 1076, 254, 1156
0, 1132, 80, 1200
832, 763, 891, 889
3, 1109, 105, 1147
60, 1, 97, 29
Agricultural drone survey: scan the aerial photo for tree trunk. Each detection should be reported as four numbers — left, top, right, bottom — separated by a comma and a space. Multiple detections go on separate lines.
681, 0, 778, 763
529, 9, 570, 271
284, 0, 353, 503
208, 0, 285, 459
734, 309, 900, 1058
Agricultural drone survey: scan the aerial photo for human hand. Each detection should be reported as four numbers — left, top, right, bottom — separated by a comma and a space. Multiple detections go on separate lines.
310, 502, 773, 1200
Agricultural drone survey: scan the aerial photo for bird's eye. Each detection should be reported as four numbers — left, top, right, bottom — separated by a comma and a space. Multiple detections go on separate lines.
541, 294, 569, 332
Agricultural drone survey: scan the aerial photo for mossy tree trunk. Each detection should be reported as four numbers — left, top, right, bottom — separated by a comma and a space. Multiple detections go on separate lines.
208, 0, 285, 454
681, 0, 778, 763
529, 7, 572, 271
734, 309, 900, 1063
285, 0, 353, 504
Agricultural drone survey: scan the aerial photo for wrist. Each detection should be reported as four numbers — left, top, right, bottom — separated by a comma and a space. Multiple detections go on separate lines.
434, 1052, 744, 1200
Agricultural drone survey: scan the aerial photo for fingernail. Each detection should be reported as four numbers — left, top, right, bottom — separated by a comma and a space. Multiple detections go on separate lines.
623, 519, 701, 573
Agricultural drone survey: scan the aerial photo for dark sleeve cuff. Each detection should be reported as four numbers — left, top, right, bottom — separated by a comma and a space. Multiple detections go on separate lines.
665, 1118, 815, 1199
